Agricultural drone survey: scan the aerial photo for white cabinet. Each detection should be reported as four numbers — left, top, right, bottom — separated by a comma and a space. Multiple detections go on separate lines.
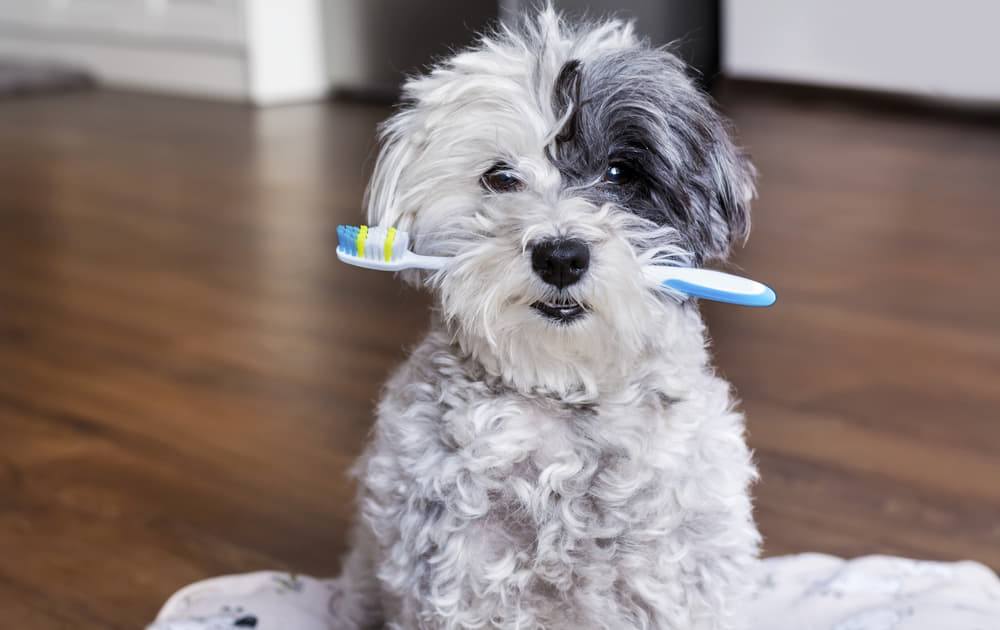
0, 0, 326, 104
0, 0, 246, 45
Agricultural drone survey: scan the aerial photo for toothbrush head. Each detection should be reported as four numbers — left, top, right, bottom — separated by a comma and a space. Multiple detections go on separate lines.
336, 224, 409, 262
336, 224, 447, 272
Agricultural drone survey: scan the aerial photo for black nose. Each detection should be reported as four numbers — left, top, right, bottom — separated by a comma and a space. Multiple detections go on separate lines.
531, 238, 590, 289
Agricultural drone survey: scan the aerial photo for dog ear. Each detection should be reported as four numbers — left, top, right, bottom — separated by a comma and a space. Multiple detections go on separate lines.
363, 105, 436, 288
701, 126, 755, 261
364, 107, 420, 231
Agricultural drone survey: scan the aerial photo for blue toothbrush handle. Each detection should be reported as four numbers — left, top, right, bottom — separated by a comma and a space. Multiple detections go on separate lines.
647, 266, 777, 307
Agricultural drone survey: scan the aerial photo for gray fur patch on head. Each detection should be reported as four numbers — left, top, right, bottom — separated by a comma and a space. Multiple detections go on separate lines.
360, 8, 760, 391
548, 50, 755, 263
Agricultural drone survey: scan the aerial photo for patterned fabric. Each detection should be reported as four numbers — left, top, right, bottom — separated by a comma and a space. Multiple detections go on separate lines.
147, 554, 1000, 629
745, 554, 1000, 630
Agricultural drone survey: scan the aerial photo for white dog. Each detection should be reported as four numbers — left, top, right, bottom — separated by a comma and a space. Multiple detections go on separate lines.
332, 7, 760, 629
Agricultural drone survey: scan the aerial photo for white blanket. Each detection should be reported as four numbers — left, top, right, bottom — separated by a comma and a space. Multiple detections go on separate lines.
147, 554, 1000, 629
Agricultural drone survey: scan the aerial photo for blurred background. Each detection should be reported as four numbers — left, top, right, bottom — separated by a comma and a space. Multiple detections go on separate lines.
2, 0, 998, 103
1, 2, 998, 628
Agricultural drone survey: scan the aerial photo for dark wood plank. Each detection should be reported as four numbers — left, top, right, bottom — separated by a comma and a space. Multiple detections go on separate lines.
0, 86, 997, 629
706, 82, 1000, 570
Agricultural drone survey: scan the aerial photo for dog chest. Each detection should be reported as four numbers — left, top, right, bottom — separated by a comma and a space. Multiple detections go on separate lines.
431, 394, 676, 551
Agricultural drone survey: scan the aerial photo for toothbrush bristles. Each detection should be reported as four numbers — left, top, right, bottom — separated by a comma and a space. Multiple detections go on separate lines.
337, 224, 410, 263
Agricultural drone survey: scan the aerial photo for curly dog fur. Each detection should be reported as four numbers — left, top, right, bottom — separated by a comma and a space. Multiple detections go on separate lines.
331, 7, 760, 629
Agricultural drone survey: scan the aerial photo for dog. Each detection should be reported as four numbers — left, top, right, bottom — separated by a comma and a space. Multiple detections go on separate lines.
332, 7, 760, 630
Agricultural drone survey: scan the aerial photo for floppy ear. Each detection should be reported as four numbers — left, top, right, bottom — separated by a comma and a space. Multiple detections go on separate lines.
659, 97, 756, 264
702, 126, 755, 261
363, 105, 438, 288
364, 108, 420, 230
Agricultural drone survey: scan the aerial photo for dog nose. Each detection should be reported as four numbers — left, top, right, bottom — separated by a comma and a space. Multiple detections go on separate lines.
531, 238, 590, 289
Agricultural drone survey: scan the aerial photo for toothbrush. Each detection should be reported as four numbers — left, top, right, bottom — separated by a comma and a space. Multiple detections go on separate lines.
336, 224, 776, 307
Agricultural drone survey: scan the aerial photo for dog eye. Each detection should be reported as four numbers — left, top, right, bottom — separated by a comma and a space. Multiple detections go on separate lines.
481, 164, 524, 193
603, 163, 632, 185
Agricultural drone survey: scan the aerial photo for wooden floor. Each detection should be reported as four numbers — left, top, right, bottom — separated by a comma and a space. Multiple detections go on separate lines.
0, 86, 998, 629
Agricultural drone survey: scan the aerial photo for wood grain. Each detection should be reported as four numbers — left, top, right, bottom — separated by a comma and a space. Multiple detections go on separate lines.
0, 87, 997, 629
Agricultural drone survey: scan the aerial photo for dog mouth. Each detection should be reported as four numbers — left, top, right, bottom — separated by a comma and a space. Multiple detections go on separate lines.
530, 299, 588, 324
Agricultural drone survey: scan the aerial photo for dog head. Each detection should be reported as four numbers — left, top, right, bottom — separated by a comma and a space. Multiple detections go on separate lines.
366, 8, 754, 395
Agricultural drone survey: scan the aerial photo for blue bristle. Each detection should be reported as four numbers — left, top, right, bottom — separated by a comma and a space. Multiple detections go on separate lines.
337, 225, 359, 256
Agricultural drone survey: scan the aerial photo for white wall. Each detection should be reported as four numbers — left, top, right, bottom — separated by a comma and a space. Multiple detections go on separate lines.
723, 0, 1000, 104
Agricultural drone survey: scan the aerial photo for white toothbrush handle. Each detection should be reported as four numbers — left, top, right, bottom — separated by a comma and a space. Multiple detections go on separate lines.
401, 251, 449, 270
644, 266, 776, 307
336, 248, 448, 271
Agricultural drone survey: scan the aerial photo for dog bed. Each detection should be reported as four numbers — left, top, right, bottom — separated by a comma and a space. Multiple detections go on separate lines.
146, 553, 1000, 629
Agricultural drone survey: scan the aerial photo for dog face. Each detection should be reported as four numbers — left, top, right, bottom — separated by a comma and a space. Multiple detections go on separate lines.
366, 10, 754, 394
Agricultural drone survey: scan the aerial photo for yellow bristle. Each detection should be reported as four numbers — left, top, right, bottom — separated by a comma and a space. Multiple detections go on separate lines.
356, 225, 368, 259
385, 227, 396, 262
